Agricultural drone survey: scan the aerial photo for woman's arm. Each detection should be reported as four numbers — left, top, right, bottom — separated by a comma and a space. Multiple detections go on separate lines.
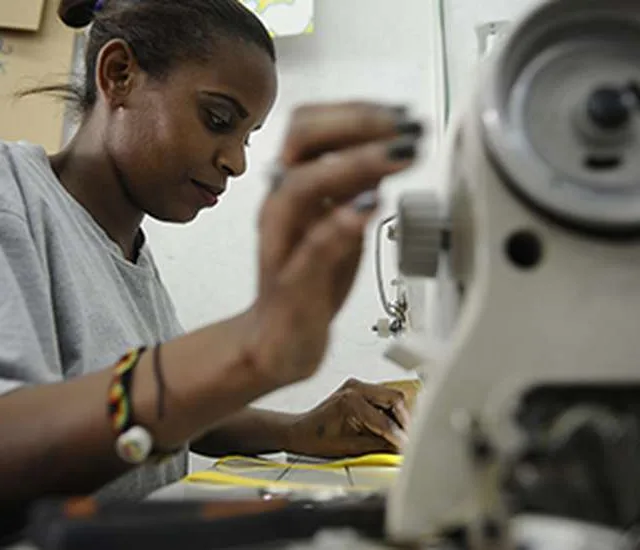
0, 311, 274, 509
190, 408, 295, 457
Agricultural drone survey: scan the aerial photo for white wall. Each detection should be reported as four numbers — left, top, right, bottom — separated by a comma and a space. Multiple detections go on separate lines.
144, 0, 442, 429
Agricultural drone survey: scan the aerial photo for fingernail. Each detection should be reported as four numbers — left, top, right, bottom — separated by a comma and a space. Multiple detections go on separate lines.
388, 136, 418, 161
352, 190, 379, 212
396, 120, 425, 138
390, 105, 409, 119
392, 425, 409, 448
394, 402, 412, 429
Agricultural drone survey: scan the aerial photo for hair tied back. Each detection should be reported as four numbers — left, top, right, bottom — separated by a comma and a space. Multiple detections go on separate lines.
58, 0, 103, 28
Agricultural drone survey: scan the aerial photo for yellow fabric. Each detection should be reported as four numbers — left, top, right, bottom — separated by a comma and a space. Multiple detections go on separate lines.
185, 470, 380, 492
184, 453, 402, 492
215, 453, 402, 472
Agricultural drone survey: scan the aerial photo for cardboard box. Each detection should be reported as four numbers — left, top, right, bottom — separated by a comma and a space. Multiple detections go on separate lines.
0, 0, 76, 152
0, 0, 46, 32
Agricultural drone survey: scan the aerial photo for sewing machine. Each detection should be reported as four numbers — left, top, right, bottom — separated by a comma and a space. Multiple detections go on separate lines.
387, 0, 640, 548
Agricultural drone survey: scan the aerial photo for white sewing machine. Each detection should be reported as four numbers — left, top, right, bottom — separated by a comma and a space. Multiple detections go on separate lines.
387, 0, 640, 548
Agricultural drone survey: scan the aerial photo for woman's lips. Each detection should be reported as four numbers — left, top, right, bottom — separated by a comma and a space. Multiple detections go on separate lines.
191, 179, 221, 207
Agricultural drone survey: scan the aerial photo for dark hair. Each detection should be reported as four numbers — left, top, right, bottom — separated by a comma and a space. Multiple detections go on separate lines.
22, 0, 275, 112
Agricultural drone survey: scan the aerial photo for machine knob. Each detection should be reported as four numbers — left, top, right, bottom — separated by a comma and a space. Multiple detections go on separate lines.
396, 191, 445, 278
587, 87, 632, 130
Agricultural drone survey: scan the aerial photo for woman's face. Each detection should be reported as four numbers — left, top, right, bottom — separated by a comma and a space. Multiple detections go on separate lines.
103, 38, 278, 223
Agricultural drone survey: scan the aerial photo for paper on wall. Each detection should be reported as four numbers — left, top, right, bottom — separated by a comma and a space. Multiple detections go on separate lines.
239, 0, 314, 37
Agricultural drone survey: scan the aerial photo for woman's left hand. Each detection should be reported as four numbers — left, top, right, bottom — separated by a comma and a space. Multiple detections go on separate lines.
286, 378, 412, 458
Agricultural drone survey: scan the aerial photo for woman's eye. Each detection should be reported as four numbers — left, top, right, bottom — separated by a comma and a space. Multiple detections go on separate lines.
207, 112, 232, 131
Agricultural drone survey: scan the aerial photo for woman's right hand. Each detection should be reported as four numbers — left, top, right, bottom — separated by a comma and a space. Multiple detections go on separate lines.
247, 102, 424, 387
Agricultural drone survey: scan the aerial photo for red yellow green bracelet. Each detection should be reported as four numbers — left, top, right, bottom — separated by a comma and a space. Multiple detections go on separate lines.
108, 346, 177, 465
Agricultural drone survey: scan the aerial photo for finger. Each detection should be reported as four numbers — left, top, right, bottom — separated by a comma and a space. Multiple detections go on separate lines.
343, 379, 410, 431
280, 136, 417, 210
392, 401, 412, 432
277, 203, 373, 316
329, 231, 363, 312
280, 102, 424, 165
259, 137, 416, 275
347, 393, 408, 451
259, 180, 382, 283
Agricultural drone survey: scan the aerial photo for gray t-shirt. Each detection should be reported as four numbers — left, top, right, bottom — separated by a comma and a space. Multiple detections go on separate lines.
0, 140, 188, 501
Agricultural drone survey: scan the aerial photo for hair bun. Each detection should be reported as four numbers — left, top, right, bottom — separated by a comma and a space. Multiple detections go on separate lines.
58, 0, 99, 28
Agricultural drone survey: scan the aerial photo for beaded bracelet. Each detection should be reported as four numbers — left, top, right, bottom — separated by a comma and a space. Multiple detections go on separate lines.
108, 347, 177, 465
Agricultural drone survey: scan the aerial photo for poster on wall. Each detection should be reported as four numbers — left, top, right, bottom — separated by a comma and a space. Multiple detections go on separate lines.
239, 0, 314, 37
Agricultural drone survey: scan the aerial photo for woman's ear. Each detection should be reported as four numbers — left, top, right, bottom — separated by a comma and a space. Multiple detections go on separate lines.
95, 39, 140, 109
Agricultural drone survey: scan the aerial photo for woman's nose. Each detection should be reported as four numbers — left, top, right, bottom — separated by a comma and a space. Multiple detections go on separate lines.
217, 140, 247, 178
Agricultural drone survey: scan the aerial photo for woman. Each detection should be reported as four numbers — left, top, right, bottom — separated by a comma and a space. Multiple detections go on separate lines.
0, 0, 423, 527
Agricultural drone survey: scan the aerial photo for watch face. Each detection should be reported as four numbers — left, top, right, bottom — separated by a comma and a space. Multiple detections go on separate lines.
481, 0, 640, 235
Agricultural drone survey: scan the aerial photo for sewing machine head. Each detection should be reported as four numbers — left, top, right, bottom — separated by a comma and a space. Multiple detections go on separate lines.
387, 0, 640, 546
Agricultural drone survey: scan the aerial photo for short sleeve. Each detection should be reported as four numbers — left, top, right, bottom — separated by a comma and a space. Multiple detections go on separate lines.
0, 210, 62, 396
